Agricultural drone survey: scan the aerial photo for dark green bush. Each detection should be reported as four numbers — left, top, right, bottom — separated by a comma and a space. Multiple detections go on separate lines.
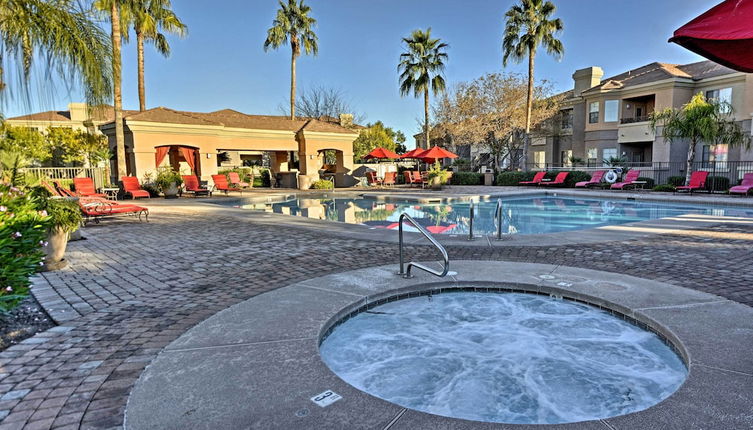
637, 177, 655, 188
667, 176, 686, 186
555, 170, 591, 188
450, 172, 483, 185
653, 184, 676, 192
260, 169, 271, 187
496, 171, 536, 186
706, 175, 729, 192
311, 179, 334, 190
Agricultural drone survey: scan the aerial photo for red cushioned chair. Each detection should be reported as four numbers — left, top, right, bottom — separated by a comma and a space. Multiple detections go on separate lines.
121, 176, 151, 199
73, 177, 108, 198
611, 170, 641, 190
540, 172, 570, 187
78, 198, 149, 224
730, 173, 753, 196
575, 170, 606, 188
228, 172, 250, 188
676, 171, 709, 194
182, 175, 211, 197
211, 174, 243, 195
382, 171, 397, 187
519, 171, 546, 185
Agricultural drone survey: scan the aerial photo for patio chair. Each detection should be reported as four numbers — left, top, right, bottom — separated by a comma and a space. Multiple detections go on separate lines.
575, 170, 606, 188
53, 181, 77, 198
413, 171, 427, 188
211, 174, 243, 195
78, 198, 149, 224
610, 170, 641, 190
382, 172, 397, 187
519, 171, 546, 185
182, 175, 211, 197
403, 171, 414, 187
42, 181, 64, 197
730, 173, 753, 196
540, 172, 569, 187
366, 171, 382, 187
121, 176, 151, 199
73, 177, 108, 198
228, 172, 250, 188
676, 171, 709, 194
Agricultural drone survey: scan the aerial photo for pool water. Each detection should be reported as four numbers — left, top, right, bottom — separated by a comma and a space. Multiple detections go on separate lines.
234, 195, 753, 235
320, 292, 687, 424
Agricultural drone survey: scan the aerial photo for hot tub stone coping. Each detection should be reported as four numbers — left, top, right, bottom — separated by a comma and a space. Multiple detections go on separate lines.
125, 261, 753, 430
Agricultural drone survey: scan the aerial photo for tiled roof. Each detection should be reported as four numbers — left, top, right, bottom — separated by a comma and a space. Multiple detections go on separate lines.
585, 60, 738, 93
7, 111, 71, 121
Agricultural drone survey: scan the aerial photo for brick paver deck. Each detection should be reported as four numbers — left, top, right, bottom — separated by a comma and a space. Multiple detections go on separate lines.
1, 204, 752, 429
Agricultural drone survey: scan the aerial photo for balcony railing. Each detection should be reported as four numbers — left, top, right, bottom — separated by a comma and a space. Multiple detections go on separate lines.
620, 116, 651, 124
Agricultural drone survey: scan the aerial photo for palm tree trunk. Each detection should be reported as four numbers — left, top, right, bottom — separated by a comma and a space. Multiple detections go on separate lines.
111, 2, 126, 180
686, 138, 697, 185
137, 30, 146, 112
290, 49, 296, 120
522, 50, 535, 171
424, 88, 430, 149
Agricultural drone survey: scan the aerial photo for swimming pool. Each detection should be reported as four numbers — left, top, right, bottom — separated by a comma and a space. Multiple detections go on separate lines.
228, 194, 753, 235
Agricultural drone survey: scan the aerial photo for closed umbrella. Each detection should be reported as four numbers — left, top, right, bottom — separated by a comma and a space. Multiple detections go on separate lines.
670, 0, 753, 72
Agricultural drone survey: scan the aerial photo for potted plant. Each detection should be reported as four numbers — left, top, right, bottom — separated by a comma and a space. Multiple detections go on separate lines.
154, 167, 183, 199
427, 162, 450, 190
41, 198, 82, 271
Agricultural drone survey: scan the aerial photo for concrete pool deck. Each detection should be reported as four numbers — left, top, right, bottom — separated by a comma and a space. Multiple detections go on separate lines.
125, 261, 753, 429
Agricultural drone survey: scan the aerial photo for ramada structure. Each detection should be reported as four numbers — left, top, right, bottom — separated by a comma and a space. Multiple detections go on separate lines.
7, 105, 360, 189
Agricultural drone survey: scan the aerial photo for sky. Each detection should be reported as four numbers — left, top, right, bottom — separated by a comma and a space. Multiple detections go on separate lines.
3, 0, 721, 149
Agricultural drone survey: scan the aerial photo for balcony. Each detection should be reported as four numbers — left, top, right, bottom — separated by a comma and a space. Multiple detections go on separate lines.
618, 120, 655, 143
620, 115, 650, 124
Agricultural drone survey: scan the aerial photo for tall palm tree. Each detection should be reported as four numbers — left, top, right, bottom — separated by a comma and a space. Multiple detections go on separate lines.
129, 0, 187, 111
651, 92, 750, 185
503, 0, 563, 169
398, 28, 448, 149
94, 0, 129, 179
0, 0, 112, 106
264, 0, 318, 120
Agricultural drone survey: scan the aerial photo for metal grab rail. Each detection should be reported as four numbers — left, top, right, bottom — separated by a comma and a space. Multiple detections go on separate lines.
493, 198, 504, 240
398, 213, 450, 279
468, 201, 475, 241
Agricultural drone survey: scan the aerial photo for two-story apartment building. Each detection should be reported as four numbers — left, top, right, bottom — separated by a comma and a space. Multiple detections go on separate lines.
533, 60, 753, 169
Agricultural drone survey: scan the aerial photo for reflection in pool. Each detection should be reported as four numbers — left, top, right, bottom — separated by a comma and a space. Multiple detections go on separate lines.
232, 195, 753, 235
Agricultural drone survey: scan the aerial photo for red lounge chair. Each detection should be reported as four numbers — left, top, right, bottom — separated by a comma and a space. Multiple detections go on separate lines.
383, 171, 397, 187
730, 173, 753, 195
519, 171, 546, 185
42, 181, 64, 197
53, 181, 78, 198
540, 172, 569, 187
403, 171, 415, 186
412, 171, 427, 188
611, 170, 641, 190
228, 172, 250, 188
78, 198, 149, 224
366, 171, 382, 186
211, 174, 243, 195
182, 175, 211, 197
72, 177, 108, 198
575, 170, 606, 188
121, 176, 151, 199
676, 171, 709, 194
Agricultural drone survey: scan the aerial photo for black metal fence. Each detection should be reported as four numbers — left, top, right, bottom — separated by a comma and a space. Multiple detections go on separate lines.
527, 161, 753, 188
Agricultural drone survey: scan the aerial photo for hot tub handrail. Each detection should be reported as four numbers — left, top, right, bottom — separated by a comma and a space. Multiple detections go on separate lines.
398, 212, 450, 279
493, 198, 503, 240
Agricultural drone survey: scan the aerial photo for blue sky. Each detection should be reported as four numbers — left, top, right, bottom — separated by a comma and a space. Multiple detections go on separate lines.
5, 0, 719, 148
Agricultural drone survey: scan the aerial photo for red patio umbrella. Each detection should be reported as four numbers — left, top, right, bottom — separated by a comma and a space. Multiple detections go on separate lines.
670, 0, 753, 72
364, 147, 400, 160
399, 148, 427, 159
419, 146, 459, 163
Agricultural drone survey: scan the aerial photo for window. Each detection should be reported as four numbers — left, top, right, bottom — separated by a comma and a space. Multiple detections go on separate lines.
702, 144, 728, 168
604, 100, 619, 122
589, 102, 599, 123
587, 148, 598, 164
533, 151, 546, 168
705, 88, 733, 113
561, 110, 573, 130
602, 148, 617, 166
561, 150, 573, 166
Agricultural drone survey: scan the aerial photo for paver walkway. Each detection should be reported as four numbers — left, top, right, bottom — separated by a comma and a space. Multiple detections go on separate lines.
1, 204, 752, 429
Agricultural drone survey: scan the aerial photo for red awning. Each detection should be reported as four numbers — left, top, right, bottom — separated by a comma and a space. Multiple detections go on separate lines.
670, 0, 753, 72
364, 147, 400, 160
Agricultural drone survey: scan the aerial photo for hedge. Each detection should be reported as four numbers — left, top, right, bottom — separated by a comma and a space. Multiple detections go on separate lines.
496, 171, 536, 186
653, 184, 676, 192
495, 170, 591, 188
667, 176, 686, 186
450, 172, 484, 185
637, 177, 655, 188
706, 175, 730, 192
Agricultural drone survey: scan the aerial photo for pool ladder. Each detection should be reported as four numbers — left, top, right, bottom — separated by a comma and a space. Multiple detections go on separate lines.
466, 199, 505, 241
398, 213, 450, 279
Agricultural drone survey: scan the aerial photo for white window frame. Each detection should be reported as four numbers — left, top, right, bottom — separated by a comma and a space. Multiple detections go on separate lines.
604, 100, 619, 122
602, 148, 618, 166
589, 102, 600, 124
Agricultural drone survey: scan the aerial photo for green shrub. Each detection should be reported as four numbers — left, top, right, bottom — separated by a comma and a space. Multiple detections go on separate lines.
43, 199, 82, 233
706, 175, 729, 192
496, 171, 536, 186
450, 172, 483, 185
154, 166, 183, 192
311, 179, 334, 190
653, 184, 676, 192
427, 162, 450, 185
667, 176, 686, 186
637, 177, 655, 188
218, 167, 254, 184
0, 182, 51, 313
257, 169, 271, 187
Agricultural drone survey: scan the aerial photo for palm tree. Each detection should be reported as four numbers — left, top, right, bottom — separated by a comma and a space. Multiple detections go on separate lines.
0, 0, 112, 106
94, 0, 129, 179
650, 92, 750, 185
129, 0, 187, 111
398, 28, 448, 149
503, 0, 563, 169
264, 0, 318, 120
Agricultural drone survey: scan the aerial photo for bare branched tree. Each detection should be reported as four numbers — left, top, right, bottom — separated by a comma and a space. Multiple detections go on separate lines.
278, 85, 364, 123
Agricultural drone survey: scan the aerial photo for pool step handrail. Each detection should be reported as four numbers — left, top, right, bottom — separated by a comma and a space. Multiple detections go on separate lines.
398, 212, 450, 279
468, 201, 475, 241
494, 198, 504, 240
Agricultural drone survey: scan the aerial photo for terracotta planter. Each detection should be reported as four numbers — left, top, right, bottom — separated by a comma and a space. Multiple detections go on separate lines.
429, 177, 443, 190
42, 227, 69, 271
163, 182, 180, 199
